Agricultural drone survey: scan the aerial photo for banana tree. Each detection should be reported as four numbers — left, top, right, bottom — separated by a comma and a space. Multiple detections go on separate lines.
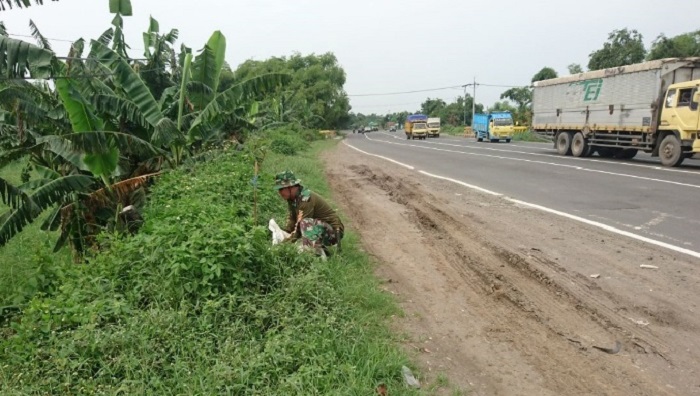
1, 21, 291, 252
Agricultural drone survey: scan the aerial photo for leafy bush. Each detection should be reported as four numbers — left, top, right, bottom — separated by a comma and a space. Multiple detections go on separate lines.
0, 146, 415, 395
263, 124, 320, 155
269, 134, 306, 155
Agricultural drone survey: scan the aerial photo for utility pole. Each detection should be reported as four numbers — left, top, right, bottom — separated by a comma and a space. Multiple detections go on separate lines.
471, 76, 476, 127
462, 85, 467, 126
462, 77, 478, 126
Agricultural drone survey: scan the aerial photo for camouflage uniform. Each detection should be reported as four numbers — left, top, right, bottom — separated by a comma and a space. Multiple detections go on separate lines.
274, 171, 344, 255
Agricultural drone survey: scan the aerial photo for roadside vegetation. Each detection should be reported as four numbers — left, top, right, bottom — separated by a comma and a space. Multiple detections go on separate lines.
0, 3, 467, 393
1, 138, 454, 394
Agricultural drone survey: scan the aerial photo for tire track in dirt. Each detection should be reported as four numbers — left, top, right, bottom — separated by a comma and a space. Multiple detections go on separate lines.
347, 164, 673, 395
324, 144, 700, 395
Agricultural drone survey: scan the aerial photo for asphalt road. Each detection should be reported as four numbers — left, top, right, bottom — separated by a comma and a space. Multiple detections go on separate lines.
343, 131, 700, 255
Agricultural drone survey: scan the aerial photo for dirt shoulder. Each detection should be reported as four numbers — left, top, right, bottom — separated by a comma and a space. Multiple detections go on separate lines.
322, 142, 700, 396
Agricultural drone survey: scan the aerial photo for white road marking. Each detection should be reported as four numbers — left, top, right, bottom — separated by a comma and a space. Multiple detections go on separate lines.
418, 171, 502, 196
366, 134, 700, 189
505, 198, 700, 260
344, 138, 700, 260
343, 140, 414, 170
377, 132, 700, 176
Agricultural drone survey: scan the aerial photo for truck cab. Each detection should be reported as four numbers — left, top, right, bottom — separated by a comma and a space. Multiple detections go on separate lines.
405, 114, 429, 140
427, 117, 441, 137
473, 112, 514, 143
658, 81, 700, 165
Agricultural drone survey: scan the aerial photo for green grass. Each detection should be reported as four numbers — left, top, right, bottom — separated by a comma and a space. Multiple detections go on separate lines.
437, 126, 550, 143
0, 140, 433, 395
0, 161, 73, 308
441, 125, 465, 136
511, 130, 550, 142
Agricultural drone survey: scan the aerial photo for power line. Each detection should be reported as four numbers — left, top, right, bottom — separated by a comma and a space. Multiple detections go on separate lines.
347, 85, 464, 97
7, 32, 74, 43
6, 32, 146, 51
351, 101, 422, 109
0, 66, 165, 82
347, 82, 527, 97
479, 83, 527, 88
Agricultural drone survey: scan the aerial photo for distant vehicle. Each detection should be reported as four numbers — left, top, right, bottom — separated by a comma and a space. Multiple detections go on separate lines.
363, 126, 372, 133
473, 112, 514, 143
404, 114, 429, 140
427, 117, 441, 137
389, 126, 397, 132
532, 58, 700, 166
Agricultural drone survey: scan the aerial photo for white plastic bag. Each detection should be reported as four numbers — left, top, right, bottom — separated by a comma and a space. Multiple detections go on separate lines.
268, 218, 290, 245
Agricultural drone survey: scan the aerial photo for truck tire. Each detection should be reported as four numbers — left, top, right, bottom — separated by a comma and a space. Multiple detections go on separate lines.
659, 135, 685, 167
436, 134, 440, 138
614, 149, 638, 160
571, 132, 591, 157
505, 139, 511, 143
556, 132, 573, 155
477, 137, 483, 142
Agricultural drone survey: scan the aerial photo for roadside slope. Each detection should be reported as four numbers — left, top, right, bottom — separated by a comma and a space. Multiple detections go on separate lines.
323, 142, 700, 396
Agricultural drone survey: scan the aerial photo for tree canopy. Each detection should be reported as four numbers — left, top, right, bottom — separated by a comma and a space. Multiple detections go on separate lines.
531, 67, 558, 83
588, 28, 646, 70
233, 53, 351, 129
647, 30, 700, 60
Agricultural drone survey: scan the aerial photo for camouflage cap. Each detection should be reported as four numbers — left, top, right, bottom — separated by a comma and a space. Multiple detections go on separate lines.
274, 170, 301, 190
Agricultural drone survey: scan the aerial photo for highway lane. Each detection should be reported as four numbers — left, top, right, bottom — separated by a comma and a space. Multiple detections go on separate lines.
343, 131, 700, 254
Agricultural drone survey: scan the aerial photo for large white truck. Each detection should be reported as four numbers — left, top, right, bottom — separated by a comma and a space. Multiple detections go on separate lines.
532, 58, 700, 166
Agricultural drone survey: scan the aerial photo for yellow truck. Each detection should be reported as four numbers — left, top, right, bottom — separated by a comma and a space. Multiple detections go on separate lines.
405, 114, 429, 140
532, 58, 700, 166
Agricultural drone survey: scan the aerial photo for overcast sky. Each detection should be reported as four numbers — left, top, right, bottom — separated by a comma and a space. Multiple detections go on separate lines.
3, 0, 699, 114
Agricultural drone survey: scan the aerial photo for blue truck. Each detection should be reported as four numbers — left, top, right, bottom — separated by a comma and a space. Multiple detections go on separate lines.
473, 112, 514, 143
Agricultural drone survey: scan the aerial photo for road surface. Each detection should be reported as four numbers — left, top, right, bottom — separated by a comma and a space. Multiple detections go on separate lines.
324, 133, 700, 395
347, 131, 700, 255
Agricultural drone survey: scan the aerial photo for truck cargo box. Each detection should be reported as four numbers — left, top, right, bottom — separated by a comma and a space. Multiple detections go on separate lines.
532, 58, 700, 134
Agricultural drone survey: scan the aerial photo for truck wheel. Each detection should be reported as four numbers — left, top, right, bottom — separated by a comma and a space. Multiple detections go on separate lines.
505, 139, 511, 143
659, 135, 685, 167
556, 132, 573, 155
477, 137, 483, 142
436, 134, 440, 138
571, 132, 591, 157
614, 149, 638, 160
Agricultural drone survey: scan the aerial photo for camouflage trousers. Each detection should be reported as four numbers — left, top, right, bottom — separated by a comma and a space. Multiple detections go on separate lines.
298, 218, 342, 255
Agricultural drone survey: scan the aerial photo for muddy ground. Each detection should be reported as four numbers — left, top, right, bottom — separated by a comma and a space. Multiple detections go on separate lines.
323, 143, 700, 396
